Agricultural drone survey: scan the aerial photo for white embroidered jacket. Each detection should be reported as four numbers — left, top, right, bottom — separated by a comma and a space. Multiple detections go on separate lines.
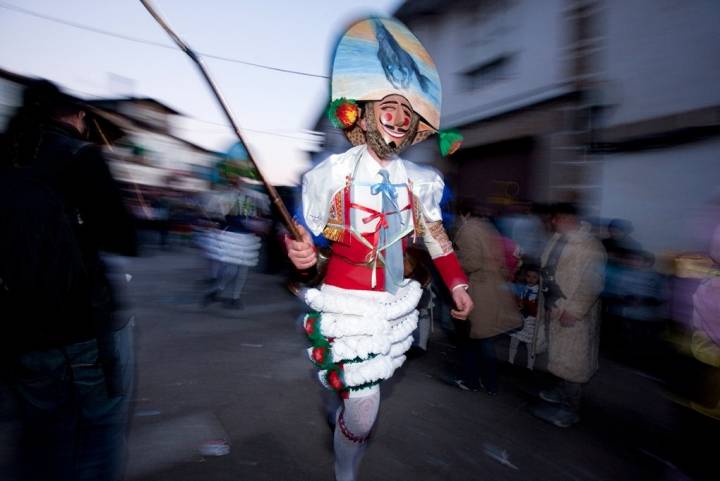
301, 144, 454, 263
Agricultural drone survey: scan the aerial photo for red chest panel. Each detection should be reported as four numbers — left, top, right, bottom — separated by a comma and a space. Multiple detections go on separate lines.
325, 233, 410, 291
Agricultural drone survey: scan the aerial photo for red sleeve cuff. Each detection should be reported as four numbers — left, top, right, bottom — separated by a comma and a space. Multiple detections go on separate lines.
432, 253, 468, 291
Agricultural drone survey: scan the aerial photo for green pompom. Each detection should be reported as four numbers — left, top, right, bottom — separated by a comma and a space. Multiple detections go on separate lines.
438, 129, 463, 156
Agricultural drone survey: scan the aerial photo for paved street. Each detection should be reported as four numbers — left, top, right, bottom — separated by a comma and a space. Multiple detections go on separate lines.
1, 247, 715, 480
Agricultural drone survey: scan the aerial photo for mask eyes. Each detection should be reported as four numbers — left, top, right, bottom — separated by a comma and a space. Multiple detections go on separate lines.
377, 100, 413, 129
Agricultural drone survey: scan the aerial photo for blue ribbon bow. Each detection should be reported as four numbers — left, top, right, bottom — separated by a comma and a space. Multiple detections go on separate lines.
371, 169, 398, 205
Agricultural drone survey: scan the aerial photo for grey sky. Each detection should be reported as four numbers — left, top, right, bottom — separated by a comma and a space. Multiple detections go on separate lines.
0, 0, 400, 184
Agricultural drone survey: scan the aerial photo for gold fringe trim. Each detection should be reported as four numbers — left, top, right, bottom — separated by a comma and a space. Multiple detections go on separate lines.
323, 226, 345, 242
412, 195, 424, 237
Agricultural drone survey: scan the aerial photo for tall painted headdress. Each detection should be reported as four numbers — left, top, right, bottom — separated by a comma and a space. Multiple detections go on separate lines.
327, 17, 462, 155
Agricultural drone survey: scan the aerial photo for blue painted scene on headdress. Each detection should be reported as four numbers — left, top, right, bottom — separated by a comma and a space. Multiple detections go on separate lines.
333, 39, 440, 106
331, 17, 441, 124
371, 18, 432, 93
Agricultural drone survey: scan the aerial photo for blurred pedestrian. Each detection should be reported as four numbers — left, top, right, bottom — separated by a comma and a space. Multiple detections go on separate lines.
688, 224, 720, 418
534, 203, 606, 428
0, 80, 137, 481
509, 265, 540, 369
450, 202, 521, 394
404, 246, 435, 353
151, 191, 170, 249
602, 218, 641, 265
201, 177, 266, 309
614, 250, 665, 366
499, 201, 548, 265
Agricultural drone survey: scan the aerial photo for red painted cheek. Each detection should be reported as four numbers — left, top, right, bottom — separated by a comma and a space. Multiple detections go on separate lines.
383, 113, 393, 122
402, 117, 410, 127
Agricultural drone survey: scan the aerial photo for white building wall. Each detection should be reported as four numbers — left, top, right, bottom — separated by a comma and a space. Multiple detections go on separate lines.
600, 137, 720, 255
407, 0, 568, 128
132, 132, 214, 171
601, 0, 720, 127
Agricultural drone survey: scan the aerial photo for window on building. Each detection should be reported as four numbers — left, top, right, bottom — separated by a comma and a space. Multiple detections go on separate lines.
462, 54, 515, 90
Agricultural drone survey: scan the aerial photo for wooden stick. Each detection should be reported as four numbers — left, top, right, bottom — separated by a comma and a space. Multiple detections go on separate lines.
139, 0, 300, 238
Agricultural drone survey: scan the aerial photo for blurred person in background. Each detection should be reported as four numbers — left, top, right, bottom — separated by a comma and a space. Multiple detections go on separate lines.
687, 223, 720, 418
403, 245, 435, 354
601, 220, 642, 316
533, 202, 606, 428
498, 201, 548, 266
196, 180, 229, 285
201, 169, 267, 309
449, 201, 521, 394
509, 264, 541, 369
0, 79, 137, 481
150, 188, 171, 249
613, 249, 665, 368
602, 218, 641, 265
600, 218, 662, 363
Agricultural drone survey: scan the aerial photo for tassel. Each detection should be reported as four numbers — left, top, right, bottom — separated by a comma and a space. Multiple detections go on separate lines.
438, 129, 463, 156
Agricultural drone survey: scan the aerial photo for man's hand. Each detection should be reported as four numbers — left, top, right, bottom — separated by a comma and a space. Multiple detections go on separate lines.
450, 287, 474, 320
284, 223, 317, 270
558, 310, 579, 327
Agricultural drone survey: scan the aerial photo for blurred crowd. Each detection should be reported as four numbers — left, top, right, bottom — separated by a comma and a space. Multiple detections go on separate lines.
430, 196, 720, 428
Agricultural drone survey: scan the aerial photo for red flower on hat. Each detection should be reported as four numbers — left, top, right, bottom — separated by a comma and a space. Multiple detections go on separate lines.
328, 98, 359, 129
336, 103, 358, 128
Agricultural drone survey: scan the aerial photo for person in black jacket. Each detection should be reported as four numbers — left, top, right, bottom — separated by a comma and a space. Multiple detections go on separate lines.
0, 80, 137, 481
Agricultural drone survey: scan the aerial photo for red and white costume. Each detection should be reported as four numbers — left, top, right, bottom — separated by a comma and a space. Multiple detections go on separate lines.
300, 143, 467, 397
296, 17, 470, 481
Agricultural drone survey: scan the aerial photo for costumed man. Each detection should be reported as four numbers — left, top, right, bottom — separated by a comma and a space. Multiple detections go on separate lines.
201, 154, 267, 309
284, 17, 473, 481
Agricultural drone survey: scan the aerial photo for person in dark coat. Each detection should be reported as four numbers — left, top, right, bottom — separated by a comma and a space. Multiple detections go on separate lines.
0, 80, 137, 481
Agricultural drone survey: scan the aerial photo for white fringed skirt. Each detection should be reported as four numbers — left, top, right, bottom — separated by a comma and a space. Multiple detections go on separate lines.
203, 229, 261, 267
301, 280, 422, 397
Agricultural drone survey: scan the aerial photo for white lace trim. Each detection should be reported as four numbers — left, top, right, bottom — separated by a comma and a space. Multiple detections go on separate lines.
326, 311, 418, 361
303, 280, 422, 319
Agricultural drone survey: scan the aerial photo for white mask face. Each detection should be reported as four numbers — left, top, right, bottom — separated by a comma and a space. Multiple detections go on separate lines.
370, 94, 414, 147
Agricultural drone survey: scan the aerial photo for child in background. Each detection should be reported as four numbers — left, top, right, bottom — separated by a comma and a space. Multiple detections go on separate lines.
509, 266, 540, 369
